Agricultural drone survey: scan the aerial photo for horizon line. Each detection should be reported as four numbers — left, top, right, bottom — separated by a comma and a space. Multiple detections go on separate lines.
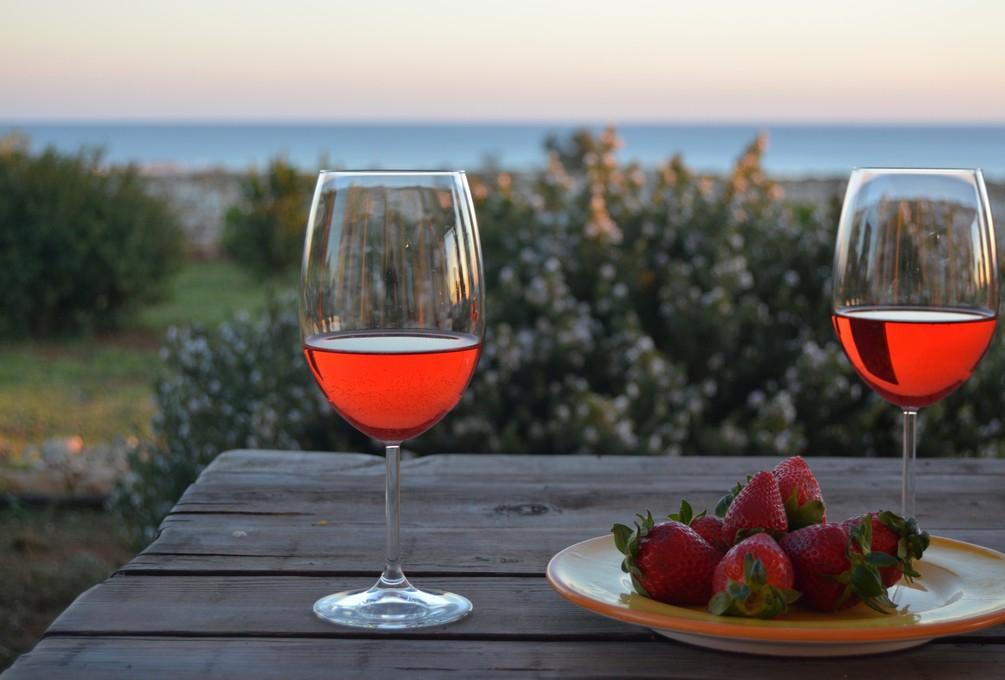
4, 118, 1005, 128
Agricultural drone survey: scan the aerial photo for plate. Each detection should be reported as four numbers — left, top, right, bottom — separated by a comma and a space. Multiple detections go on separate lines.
547, 534, 1005, 657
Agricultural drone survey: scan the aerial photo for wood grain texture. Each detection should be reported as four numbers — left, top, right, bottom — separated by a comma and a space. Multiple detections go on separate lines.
6, 637, 1003, 680
124, 516, 1005, 576
197, 451, 1005, 483
46, 576, 644, 639
171, 475, 1005, 527
46, 574, 1005, 641
7, 451, 1005, 680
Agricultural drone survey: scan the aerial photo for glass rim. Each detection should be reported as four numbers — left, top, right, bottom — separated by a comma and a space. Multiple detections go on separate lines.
850, 167, 984, 175
318, 169, 467, 177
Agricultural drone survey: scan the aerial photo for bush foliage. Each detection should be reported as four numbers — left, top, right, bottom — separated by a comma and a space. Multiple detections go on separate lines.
0, 141, 184, 336
114, 128, 1005, 540
108, 302, 366, 541
222, 158, 314, 276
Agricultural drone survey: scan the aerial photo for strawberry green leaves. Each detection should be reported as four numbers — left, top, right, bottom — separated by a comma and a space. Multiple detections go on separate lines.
714, 480, 746, 518
783, 486, 826, 529
841, 520, 896, 613
876, 510, 930, 582
668, 499, 705, 525
709, 553, 800, 619
611, 511, 655, 597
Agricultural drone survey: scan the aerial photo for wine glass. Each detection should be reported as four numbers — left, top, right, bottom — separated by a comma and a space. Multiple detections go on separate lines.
832, 168, 998, 518
300, 171, 484, 629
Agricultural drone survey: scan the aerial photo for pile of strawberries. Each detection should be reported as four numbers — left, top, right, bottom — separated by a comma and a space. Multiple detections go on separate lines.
611, 456, 930, 618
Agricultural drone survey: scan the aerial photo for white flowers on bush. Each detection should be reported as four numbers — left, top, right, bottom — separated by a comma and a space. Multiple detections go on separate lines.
113, 128, 1005, 542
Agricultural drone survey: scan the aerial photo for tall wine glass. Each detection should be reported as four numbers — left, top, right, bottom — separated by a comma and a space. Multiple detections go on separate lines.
300, 171, 484, 629
832, 168, 998, 518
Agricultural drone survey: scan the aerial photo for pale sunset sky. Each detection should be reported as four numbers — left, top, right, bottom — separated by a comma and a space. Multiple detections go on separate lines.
2, 0, 1004, 122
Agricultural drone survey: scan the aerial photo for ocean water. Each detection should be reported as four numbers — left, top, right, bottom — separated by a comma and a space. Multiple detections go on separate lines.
4, 122, 1005, 178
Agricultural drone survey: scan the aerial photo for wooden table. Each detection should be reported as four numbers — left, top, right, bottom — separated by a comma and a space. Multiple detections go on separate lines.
5, 451, 1005, 678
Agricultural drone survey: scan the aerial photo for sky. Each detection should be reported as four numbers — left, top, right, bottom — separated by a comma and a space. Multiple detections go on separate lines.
2, 0, 1005, 122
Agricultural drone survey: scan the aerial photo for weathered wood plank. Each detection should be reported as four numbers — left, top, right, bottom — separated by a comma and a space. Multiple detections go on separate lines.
123, 521, 1005, 575
46, 574, 1005, 641
6, 637, 1002, 680
196, 451, 1005, 486
199, 450, 385, 481
129, 522, 590, 575
47, 576, 642, 639
171, 475, 1005, 529
401, 454, 1005, 477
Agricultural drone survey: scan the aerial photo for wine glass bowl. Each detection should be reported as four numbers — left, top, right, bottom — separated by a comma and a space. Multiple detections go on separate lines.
832, 169, 999, 517
300, 171, 484, 629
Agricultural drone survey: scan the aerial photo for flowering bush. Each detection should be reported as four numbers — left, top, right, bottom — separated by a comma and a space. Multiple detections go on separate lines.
113, 128, 1005, 540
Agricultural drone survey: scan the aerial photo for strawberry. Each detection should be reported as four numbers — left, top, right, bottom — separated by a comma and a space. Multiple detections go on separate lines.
668, 499, 727, 551
709, 533, 800, 619
721, 471, 788, 546
611, 512, 721, 605
691, 516, 727, 552
772, 456, 826, 528
841, 511, 929, 587
780, 521, 896, 612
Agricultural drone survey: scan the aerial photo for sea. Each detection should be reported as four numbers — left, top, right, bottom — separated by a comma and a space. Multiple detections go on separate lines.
3, 122, 1005, 179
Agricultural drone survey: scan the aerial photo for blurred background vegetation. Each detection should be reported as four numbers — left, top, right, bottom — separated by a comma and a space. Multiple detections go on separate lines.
2, 128, 1005, 669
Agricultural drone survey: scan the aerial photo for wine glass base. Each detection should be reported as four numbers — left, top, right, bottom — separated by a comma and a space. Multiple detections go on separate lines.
313, 580, 472, 629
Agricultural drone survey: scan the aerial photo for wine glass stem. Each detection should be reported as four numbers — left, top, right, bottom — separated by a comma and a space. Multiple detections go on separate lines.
901, 409, 918, 519
381, 444, 405, 586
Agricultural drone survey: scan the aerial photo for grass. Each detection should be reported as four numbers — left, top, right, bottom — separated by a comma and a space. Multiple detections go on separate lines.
0, 505, 134, 671
0, 260, 276, 457
137, 259, 277, 331
0, 344, 155, 457
0, 259, 282, 671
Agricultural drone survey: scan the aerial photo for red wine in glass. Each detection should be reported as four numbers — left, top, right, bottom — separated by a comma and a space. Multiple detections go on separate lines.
832, 168, 999, 518
300, 170, 485, 629
832, 307, 996, 410
304, 331, 481, 442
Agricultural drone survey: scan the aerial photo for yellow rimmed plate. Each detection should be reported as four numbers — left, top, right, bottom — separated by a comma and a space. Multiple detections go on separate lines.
547, 534, 1005, 657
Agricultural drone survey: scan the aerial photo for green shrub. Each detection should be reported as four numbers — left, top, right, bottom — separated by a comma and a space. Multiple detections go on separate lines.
0, 141, 184, 336
222, 158, 313, 276
114, 128, 1005, 541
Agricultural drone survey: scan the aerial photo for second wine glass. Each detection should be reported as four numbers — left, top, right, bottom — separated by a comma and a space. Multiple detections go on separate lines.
300, 170, 484, 629
832, 168, 998, 518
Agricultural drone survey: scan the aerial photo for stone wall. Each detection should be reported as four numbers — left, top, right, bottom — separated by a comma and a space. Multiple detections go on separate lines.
142, 171, 242, 257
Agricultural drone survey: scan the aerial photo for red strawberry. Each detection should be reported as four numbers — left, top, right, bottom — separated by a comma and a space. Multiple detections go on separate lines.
780, 522, 895, 612
842, 511, 930, 587
668, 499, 727, 551
612, 512, 721, 605
772, 456, 826, 528
692, 516, 727, 552
721, 471, 788, 546
709, 534, 800, 619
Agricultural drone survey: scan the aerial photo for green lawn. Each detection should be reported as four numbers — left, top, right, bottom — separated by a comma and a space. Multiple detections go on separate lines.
0, 260, 277, 458
137, 259, 278, 331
